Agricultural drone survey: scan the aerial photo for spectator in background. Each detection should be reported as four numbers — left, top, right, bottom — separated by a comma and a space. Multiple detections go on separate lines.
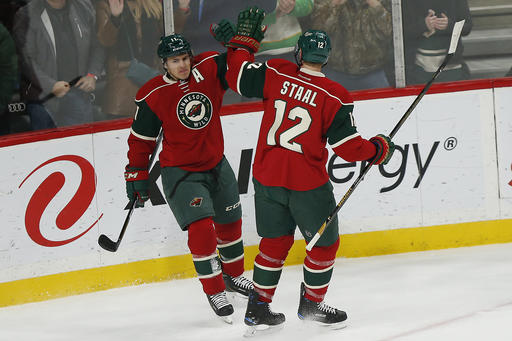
303, 0, 393, 91
0, 22, 18, 135
403, 0, 472, 85
96, 0, 189, 118
13, 0, 104, 130
257, 0, 313, 58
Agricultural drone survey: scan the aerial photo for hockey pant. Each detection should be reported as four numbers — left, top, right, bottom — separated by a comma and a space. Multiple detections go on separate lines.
188, 217, 244, 295
253, 235, 339, 303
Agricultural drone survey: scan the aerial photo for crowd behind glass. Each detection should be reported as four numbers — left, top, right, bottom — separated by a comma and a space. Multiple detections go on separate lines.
0, 0, 511, 135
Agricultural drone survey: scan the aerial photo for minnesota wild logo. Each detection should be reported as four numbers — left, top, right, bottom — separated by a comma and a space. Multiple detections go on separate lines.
177, 92, 213, 129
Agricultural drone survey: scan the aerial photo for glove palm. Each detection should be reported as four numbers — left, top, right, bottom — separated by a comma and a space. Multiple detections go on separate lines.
228, 6, 266, 53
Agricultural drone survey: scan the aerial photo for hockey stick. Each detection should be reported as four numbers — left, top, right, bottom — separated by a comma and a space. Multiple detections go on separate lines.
98, 130, 163, 252
38, 76, 82, 104
306, 21, 466, 251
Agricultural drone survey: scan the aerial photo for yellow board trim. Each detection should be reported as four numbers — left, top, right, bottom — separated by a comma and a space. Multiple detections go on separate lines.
2, 219, 512, 308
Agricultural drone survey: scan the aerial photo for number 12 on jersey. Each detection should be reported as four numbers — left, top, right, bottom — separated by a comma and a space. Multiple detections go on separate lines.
267, 100, 312, 154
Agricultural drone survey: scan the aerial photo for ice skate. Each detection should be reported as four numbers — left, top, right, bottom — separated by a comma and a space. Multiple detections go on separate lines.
243, 289, 285, 337
223, 274, 254, 297
297, 282, 347, 330
206, 291, 234, 324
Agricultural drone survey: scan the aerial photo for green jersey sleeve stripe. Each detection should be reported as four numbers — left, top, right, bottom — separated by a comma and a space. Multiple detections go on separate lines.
330, 132, 361, 148
130, 128, 157, 141
131, 100, 162, 139
237, 61, 266, 98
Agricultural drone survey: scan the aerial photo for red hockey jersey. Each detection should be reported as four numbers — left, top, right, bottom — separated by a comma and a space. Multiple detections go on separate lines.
226, 49, 377, 191
127, 52, 229, 171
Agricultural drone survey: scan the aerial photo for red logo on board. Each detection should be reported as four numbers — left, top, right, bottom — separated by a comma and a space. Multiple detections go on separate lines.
19, 155, 103, 247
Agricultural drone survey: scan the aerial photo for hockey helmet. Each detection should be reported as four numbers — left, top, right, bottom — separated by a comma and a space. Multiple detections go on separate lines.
294, 29, 331, 66
157, 34, 192, 59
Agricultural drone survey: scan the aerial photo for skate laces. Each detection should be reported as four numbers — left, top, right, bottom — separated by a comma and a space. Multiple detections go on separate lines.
232, 276, 253, 290
210, 292, 230, 309
317, 301, 337, 315
261, 302, 281, 316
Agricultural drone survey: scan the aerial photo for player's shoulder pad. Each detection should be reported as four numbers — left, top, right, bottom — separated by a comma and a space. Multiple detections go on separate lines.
135, 74, 168, 102
265, 58, 296, 71
323, 78, 354, 106
193, 51, 220, 65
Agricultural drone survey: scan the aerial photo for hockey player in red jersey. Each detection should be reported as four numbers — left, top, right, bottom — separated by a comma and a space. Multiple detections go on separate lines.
222, 8, 395, 334
124, 33, 253, 323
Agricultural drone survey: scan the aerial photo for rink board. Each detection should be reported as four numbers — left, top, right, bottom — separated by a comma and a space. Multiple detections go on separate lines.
1, 84, 512, 307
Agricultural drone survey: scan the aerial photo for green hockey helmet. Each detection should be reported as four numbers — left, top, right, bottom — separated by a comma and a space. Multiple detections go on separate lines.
294, 29, 331, 66
157, 34, 192, 60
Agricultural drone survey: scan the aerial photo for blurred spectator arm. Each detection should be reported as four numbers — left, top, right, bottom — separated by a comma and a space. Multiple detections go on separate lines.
85, 0, 105, 80
174, 0, 191, 33
12, 7, 56, 97
288, 0, 314, 17
96, 0, 122, 47
365, 0, 392, 41
0, 23, 17, 109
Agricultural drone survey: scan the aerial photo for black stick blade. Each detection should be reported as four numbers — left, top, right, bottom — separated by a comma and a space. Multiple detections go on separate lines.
98, 234, 118, 252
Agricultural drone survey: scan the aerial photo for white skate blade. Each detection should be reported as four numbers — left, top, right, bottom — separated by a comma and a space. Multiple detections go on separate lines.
243, 323, 284, 338
218, 315, 233, 324
299, 318, 347, 330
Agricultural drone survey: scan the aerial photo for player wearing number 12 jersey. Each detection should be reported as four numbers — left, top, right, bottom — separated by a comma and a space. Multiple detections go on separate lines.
224, 14, 395, 333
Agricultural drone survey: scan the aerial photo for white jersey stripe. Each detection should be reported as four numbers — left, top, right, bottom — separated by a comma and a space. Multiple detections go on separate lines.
304, 282, 330, 289
303, 263, 335, 274
330, 132, 361, 148
220, 254, 244, 264
192, 253, 218, 262
254, 283, 278, 289
254, 262, 284, 272
197, 270, 222, 279
237, 61, 249, 95
217, 237, 243, 248
130, 129, 157, 141
135, 83, 174, 102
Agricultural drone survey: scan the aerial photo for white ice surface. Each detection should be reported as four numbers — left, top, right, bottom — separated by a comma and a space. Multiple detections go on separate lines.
1, 242, 512, 341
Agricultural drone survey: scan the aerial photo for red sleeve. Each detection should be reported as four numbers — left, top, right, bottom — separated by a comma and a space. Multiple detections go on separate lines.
127, 133, 156, 169
333, 135, 377, 162
226, 48, 254, 94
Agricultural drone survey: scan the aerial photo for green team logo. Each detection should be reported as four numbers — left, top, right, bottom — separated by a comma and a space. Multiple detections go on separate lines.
176, 92, 213, 129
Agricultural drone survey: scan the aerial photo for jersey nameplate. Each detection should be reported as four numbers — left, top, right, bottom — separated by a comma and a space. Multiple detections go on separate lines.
176, 92, 213, 130
280, 81, 318, 107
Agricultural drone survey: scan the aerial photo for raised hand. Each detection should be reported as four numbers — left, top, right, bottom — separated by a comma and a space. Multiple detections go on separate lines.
277, 0, 295, 17
109, 0, 124, 17
210, 19, 235, 46
425, 9, 437, 33
228, 7, 266, 53
434, 13, 449, 31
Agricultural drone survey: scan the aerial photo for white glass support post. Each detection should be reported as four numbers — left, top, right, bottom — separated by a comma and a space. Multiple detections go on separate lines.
163, 0, 175, 35
392, 0, 406, 88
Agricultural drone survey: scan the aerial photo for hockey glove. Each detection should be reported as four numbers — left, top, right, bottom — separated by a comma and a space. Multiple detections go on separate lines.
369, 134, 395, 165
228, 6, 266, 53
125, 166, 149, 207
210, 19, 235, 46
